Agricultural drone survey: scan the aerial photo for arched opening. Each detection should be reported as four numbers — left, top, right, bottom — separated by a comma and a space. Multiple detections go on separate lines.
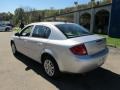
94, 10, 110, 34
79, 13, 91, 31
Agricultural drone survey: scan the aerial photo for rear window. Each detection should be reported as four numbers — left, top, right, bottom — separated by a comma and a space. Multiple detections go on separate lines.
32, 25, 51, 38
56, 24, 92, 38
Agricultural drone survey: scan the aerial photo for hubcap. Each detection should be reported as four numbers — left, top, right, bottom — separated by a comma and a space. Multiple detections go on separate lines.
44, 59, 55, 77
12, 44, 16, 54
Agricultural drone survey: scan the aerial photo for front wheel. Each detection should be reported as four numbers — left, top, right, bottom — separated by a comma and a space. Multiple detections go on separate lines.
5, 28, 10, 32
11, 43, 18, 55
43, 56, 60, 78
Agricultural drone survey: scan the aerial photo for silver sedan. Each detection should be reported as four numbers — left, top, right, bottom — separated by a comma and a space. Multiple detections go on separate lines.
0, 24, 12, 31
11, 22, 109, 78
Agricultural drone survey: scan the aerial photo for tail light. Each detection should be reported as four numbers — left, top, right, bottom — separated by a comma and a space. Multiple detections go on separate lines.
70, 44, 88, 55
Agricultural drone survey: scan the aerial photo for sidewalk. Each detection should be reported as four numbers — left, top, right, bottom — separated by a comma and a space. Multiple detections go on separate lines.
102, 47, 120, 74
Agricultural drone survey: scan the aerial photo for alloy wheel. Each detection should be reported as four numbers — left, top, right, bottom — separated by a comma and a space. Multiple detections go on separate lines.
44, 59, 55, 77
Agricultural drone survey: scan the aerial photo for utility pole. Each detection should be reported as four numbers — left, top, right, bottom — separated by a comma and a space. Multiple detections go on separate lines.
74, 1, 79, 24
90, 0, 95, 33
74, 1, 78, 11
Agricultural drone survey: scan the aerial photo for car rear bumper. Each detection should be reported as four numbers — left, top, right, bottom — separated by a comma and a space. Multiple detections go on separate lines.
61, 48, 109, 73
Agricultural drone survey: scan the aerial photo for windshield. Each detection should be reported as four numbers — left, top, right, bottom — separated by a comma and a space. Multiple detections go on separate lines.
56, 24, 92, 38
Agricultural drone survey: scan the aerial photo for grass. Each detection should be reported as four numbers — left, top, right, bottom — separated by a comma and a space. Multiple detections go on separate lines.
13, 27, 21, 33
106, 37, 120, 47
98, 34, 120, 47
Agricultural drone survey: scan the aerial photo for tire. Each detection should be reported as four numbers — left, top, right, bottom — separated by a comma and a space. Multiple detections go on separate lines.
42, 56, 60, 78
5, 28, 10, 32
11, 42, 18, 55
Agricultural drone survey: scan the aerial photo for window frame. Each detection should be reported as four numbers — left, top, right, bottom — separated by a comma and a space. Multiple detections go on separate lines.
19, 25, 33, 37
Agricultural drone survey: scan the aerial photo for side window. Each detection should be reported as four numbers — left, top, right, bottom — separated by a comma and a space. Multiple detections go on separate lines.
44, 26, 51, 38
32, 25, 51, 38
20, 26, 33, 37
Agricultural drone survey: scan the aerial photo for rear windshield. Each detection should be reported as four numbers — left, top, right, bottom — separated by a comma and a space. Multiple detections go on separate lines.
56, 24, 92, 38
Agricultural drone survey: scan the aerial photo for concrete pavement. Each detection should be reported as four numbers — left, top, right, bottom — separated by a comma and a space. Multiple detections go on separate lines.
0, 32, 120, 90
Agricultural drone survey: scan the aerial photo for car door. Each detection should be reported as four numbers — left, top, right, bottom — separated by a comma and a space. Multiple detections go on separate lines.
25, 25, 51, 62
14, 25, 33, 56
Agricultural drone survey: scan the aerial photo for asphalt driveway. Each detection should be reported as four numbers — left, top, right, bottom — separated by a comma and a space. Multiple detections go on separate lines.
0, 32, 120, 90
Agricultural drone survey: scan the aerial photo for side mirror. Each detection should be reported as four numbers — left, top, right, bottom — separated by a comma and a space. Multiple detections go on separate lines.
15, 32, 20, 36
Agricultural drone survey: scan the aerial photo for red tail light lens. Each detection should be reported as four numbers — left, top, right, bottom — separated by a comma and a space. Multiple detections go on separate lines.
70, 44, 87, 55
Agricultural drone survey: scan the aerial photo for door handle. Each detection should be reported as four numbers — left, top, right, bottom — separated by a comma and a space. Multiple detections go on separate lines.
26, 40, 43, 45
24, 40, 28, 42
19, 38, 24, 40
37, 42, 43, 45
29, 41, 43, 45
30, 41, 37, 43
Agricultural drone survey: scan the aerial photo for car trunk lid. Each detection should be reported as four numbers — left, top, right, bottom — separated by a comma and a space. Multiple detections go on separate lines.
69, 35, 106, 55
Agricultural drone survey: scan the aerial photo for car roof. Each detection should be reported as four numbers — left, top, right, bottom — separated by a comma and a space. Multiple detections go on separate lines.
29, 22, 74, 26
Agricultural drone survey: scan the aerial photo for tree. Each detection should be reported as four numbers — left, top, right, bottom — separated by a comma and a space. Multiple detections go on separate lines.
0, 12, 13, 21
102, 0, 112, 3
14, 8, 25, 25
99, 0, 112, 5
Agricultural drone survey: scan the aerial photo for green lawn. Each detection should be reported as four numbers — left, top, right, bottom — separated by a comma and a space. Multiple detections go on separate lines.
106, 37, 120, 47
98, 34, 120, 47
13, 27, 21, 33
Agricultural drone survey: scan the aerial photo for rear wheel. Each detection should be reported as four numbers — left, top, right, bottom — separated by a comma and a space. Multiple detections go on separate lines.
11, 42, 18, 55
42, 56, 60, 78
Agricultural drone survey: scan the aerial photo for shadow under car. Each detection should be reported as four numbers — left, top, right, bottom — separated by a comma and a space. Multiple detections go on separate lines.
14, 53, 120, 90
